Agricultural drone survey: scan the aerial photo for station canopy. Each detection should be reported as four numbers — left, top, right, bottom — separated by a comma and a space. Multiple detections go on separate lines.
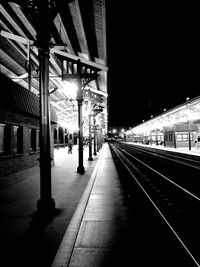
0, 0, 108, 134
126, 96, 200, 135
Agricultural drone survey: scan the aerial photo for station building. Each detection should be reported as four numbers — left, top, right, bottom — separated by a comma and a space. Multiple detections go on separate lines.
125, 95, 200, 150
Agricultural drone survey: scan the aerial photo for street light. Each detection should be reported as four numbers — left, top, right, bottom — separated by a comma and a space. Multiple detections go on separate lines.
61, 58, 101, 174
62, 81, 78, 99
61, 63, 85, 174
86, 100, 94, 161
92, 104, 104, 155
63, 80, 85, 173
88, 110, 93, 160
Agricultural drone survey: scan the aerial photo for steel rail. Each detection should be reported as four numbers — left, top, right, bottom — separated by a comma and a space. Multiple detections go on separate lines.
126, 144, 200, 169
110, 144, 200, 267
114, 143, 200, 201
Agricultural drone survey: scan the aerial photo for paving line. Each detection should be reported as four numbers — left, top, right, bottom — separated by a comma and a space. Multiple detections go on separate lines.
51, 148, 104, 267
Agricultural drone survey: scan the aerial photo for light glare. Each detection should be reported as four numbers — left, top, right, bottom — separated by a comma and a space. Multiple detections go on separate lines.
62, 81, 77, 99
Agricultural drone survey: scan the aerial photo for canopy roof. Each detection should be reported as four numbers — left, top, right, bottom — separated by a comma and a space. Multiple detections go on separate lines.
126, 96, 200, 135
0, 0, 108, 132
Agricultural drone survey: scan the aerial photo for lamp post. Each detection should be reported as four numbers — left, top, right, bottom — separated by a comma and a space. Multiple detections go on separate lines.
62, 61, 85, 174
61, 57, 102, 172
93, 113, 97, 156
93, 105, 103, 154
88, 112, 93, 160
76, 75, 85, 174
188, 120, 191, 151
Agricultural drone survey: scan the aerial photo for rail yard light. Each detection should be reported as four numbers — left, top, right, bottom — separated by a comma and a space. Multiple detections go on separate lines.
120, 128, 125, 140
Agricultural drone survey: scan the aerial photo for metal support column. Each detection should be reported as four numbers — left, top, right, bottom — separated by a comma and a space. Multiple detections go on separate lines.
93, 114, 97, 155
88, 113, 93, 160
36, 0, 55, 213
188, 121, 191, 150
57, 126, 59, 148
77, 99, 85, 173
77, 77, 85, 174
27, 41, 32, 91
37, 45, 55, 213
96, 128, 99, 152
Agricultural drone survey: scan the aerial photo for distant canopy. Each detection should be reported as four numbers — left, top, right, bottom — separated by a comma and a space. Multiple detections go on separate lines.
0, 74, 57, 124
164, 123, 198, 132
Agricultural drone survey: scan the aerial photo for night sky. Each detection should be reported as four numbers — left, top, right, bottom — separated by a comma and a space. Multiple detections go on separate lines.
106, 2, 200, 131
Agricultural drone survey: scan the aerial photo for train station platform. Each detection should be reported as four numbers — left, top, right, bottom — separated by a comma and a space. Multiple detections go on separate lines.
0, 142, 197, 266
51, 142, 198, 267
51, 142, 130, 267
127, 142, 200, 157
0, 144, 99, 267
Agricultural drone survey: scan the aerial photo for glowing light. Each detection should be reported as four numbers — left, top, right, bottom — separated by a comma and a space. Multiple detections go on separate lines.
125, 95, 200, 137
58, 120, 78, 132
62, 81, 78, 99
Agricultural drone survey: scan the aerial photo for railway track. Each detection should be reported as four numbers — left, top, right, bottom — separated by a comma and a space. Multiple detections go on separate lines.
109, 142, 200, 267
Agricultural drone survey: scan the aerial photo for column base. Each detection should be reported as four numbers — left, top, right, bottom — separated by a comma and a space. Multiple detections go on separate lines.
77, 166, 85, 174
88, 156, 93, 161
37, 198, 55, 215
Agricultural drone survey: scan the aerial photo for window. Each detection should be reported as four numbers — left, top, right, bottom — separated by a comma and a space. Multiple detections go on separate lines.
176, 133, 193, 142
177, 134, 183, 141
182, 134, 188, 141
0, 124, 5, 153
13, 126, 23, 153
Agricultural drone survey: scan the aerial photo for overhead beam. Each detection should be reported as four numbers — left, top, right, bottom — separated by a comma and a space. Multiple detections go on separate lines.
54, 13, 75, 54
87, 86, 108, 97
69, 0, 90, 59
0, 4, 28, 40
9, 2, 37, 40
52, 49, 108, 71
